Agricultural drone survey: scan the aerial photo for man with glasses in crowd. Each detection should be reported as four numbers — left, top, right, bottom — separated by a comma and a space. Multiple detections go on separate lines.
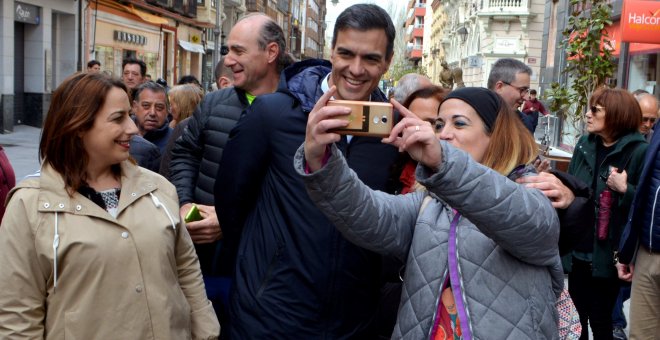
491, 58, 595, 283
487, 58, 533, 133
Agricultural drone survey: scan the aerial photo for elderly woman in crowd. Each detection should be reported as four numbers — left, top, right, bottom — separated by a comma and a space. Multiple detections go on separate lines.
296, 86, 563, 339
0, 73, 219, 338
565, 87, 647, 340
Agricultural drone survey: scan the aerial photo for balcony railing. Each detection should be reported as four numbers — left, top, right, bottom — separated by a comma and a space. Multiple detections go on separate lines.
473, 0, 530, 14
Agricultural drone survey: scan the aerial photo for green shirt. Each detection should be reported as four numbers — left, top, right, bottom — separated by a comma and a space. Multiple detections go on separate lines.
246, 93, 256, 105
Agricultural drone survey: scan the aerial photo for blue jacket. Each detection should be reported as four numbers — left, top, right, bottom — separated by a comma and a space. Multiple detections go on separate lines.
619, 121, 660, 263
142, 120, 173, 154
214, 59, 399, 338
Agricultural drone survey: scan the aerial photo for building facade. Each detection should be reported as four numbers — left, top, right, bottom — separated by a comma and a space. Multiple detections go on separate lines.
404, 0, 427, 67
539, 0, 660, 148
84, 0, 213, 88
1, 0, 324, 132
431, 0, 546, 90
423, 0, 447, 83
300, 0, 325, 59
1, 0, 78, 131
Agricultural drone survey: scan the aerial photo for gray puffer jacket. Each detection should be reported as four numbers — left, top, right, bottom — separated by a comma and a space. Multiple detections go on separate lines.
295, 142, 563, 339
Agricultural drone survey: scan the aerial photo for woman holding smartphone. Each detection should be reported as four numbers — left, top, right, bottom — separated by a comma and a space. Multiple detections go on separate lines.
297, 86, 563, 339
0, 73, 219, 339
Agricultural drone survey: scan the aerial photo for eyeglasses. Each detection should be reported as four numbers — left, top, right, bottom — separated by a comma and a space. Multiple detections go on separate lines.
501, 81, 530, 96
590, 105, 605, 114
642, 117, 657, 124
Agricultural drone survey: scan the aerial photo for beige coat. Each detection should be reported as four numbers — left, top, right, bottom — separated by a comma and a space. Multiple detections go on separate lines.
0, 161, 219, 339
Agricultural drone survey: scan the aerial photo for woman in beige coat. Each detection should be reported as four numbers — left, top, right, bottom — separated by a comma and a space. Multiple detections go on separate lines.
0, 73, 220, 339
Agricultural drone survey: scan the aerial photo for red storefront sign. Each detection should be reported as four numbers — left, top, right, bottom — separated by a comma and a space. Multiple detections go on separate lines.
604, 20, 660, 56
620, 0, 660, 44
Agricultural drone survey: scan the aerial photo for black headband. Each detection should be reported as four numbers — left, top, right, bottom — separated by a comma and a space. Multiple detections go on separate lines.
443, 87, 502, 132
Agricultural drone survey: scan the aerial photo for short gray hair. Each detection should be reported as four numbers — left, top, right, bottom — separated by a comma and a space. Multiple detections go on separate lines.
392, 74, 432, 104
238, 13, 293, 73
487, 58, 532, 90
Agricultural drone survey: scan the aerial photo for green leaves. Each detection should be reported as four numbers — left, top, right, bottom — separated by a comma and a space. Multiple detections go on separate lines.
544, 0, 615, 141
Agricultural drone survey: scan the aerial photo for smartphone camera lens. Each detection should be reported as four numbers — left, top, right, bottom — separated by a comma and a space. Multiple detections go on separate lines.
381, 116, 388, 124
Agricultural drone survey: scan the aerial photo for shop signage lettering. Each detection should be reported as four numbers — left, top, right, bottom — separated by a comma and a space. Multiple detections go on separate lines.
628, 13, 660, 26
621, 0, 660, 44
114, 31, 147, 45
15, 2, 39, 25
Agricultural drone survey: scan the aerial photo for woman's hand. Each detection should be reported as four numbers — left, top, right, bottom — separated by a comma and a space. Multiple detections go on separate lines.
304, 86, 350, 172
383, 99, 442, 170
533, 157, 552, 173
607, 167, 628, 194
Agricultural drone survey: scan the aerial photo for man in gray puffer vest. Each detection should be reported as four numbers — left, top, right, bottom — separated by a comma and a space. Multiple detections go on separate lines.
168, 13, 292, 329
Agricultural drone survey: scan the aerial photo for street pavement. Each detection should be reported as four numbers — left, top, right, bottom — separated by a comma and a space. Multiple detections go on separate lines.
0, 124, 632, 339
0, 124, 41, 180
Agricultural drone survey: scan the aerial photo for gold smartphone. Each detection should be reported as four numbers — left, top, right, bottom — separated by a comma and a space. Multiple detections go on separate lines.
327, 100, 394, 137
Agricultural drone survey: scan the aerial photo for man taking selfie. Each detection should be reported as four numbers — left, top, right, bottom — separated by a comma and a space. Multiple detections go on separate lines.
215, 4, 400, 338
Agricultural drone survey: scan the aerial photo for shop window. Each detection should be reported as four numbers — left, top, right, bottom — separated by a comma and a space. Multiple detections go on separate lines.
629, 53, 658, 95
123, 50, 137, 61
133, 51, 159, 81
95, 46, 115, 77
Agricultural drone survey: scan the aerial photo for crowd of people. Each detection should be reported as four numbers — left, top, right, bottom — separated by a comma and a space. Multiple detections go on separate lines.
0, 3, 658, 340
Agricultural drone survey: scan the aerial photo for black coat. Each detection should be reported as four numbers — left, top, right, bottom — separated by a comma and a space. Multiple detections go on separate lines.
551, 170, 594, 256
169, 87, 248, 275
214, 59, 399, 338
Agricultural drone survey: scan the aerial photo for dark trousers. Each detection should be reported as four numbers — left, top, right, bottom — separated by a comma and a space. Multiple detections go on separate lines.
611, 284, 630, 328
568, 257, 621, 340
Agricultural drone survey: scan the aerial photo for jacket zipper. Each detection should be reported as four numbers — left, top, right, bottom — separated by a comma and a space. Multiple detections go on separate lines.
444, 212, 473, 340
427, 269, 449, 338
649, 186, 660, 251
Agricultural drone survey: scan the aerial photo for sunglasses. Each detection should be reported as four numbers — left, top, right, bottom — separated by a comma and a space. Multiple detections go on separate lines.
590, 105, 605, 114
643, 117, 657, 124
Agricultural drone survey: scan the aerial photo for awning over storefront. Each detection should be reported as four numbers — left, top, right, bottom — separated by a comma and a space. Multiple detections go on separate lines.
125, 5, 168, 25
178, 40, 205, 54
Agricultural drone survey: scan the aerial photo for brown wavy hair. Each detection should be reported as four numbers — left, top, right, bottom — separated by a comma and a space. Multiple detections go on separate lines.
589, 87, 642, 141
39, 72, 129, 195
481, 95, 538, 175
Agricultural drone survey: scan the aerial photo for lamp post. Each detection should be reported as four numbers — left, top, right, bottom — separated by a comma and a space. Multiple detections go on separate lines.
457, 26, 468, 44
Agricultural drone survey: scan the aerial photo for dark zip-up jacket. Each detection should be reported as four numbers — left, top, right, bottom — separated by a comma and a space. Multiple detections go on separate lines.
214, 59, 399, 338
170, 86, 248, 275
619, 121, 660, 262
567, 132, 647, 277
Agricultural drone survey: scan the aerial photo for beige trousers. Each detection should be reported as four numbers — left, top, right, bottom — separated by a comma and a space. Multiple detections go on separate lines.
629, 245, 660, 340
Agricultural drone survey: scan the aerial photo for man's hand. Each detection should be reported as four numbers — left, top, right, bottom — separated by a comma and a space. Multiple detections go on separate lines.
304, 86, 350, 172
516, 172, 575, 209
616, 262, 634, 282
180, 203, 222, 244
